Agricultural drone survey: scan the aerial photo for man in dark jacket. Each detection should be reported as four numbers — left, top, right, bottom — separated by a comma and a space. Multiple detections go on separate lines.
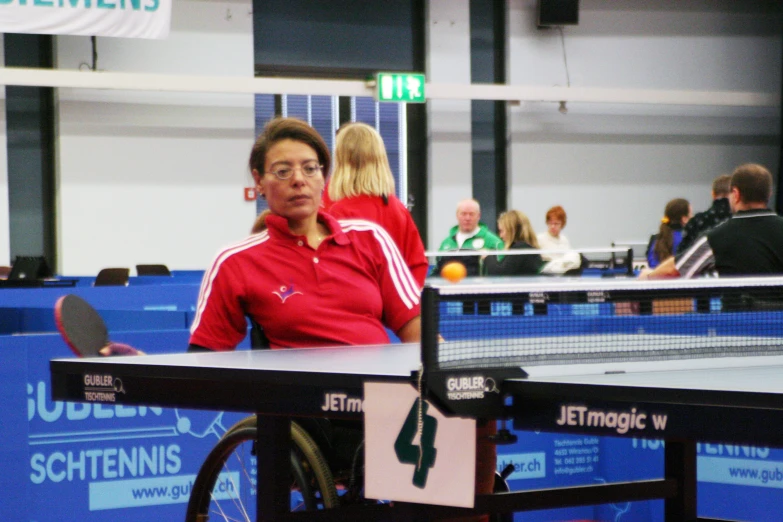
676, 174, 732, 254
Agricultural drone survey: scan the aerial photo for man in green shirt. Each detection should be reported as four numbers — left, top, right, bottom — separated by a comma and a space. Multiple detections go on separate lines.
434, 198, 504, 276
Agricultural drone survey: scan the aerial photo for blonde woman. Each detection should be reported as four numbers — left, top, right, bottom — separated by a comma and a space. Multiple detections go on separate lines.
327, 122, 428, 286
484, 210, 543, 276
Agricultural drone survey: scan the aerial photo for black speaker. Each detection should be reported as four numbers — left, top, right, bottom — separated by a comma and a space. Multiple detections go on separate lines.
537, 0, 579, 27
9, 256, 52, 281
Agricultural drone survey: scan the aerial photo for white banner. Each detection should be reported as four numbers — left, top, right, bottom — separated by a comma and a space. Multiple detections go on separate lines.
0, 0, 172, 39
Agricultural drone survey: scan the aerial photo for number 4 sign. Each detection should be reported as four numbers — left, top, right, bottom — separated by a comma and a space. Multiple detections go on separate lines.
394, 400, 438, 488
364, 381, 476, 508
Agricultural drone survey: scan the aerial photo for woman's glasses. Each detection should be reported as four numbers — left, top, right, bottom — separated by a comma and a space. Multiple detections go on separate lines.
266, 162, 323, 180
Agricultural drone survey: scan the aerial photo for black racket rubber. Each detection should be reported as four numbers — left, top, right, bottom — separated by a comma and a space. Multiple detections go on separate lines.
54, 294, 109, 357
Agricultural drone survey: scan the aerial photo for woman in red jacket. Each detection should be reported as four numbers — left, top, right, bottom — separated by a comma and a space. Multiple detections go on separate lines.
326, 122, 429, 287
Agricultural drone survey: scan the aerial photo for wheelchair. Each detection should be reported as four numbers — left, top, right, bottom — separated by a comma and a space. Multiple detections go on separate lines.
185, 322, 513, 521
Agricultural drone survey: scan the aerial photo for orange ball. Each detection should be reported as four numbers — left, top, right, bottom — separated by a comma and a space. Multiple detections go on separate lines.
440, 261, 467, 283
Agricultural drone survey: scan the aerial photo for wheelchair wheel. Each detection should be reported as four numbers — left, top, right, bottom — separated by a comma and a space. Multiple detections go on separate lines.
185, 418, 339, 521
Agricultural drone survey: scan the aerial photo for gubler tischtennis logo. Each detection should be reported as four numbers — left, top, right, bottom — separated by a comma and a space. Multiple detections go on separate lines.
446, 375, 499, 400
83, 373, 125, 402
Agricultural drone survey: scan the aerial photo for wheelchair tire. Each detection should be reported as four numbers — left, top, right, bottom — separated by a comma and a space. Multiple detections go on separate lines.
185, 418, 339, 521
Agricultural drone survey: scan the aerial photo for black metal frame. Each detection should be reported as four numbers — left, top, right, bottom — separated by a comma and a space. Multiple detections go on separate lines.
253, 416, 679, 521
4, 34, 57, 270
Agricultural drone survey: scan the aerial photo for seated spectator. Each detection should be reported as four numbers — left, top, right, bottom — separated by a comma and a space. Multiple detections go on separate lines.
677, 174, 732, 254
646, 198, 691, 268
326, 122, 428, 286
642, 163, 783, 279
434, 198, 504, 276
484, 210, 543, 276
537, 205, 580, 274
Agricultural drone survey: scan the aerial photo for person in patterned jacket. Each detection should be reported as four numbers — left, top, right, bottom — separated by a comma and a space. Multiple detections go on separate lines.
676, 174, 732, 254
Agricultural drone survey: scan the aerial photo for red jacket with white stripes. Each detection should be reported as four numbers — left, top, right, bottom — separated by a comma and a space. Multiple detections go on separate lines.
327, 194, 428, 287
189, 212, 421, 350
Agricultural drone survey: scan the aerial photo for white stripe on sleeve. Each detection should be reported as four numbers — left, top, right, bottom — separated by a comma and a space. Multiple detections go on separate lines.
190, 232, 269, 333
339, 219, 420, 309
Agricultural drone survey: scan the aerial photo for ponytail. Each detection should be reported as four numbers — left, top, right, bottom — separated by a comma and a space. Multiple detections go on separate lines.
653, 198, 690, 262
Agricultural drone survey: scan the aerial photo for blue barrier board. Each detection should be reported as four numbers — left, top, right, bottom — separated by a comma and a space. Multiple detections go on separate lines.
3, 331, 253, 521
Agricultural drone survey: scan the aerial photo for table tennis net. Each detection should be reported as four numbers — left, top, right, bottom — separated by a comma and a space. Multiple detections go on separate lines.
426, 246, 636, 277
422, 277, 783, 371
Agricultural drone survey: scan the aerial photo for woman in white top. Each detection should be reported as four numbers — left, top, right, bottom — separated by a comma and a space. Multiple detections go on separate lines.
537, 205, 580, 274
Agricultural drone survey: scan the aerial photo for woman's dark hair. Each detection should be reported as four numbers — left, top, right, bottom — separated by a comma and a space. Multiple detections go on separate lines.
654, 198, 690, 262
249, 117, 331, 178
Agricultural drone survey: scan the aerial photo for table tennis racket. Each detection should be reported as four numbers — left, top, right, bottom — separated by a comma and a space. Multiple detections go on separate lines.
54, 294, 140, 357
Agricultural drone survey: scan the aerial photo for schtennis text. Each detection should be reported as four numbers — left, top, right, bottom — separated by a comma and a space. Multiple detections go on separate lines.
30, 444, 181, 484
556, 405, 668, 434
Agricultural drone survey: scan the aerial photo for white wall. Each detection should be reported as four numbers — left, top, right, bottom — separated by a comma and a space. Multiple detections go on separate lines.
55, 0, 255, 275
506, 0, 781, 249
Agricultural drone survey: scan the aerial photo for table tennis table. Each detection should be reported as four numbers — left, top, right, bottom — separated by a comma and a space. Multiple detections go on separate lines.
50, 276, 783, 521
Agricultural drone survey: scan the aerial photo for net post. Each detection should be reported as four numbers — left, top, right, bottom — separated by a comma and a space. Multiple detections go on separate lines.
420, 285, 440, 375
610, 241, 617, 269
625, 247, 633, 276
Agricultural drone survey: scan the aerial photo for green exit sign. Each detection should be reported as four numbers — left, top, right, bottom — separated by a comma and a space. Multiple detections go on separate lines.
374, 73, 426, 103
